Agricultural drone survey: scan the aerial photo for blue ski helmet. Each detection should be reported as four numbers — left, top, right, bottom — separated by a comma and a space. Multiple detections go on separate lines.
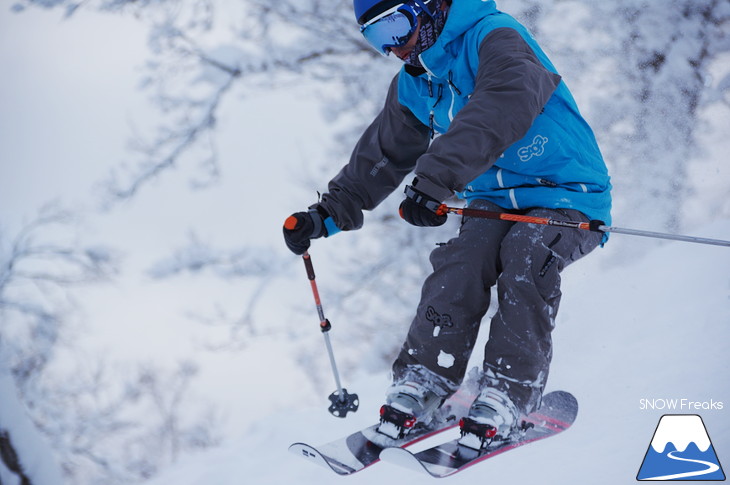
354, 0, 409, 25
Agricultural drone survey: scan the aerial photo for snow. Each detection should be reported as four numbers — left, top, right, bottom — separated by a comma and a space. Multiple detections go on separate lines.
437, 350, 455, 368
1, 3, 729, 485
144, 222, 730, 485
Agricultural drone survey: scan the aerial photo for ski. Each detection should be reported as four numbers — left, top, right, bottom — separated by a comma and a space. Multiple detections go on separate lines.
289, 388, 475, 475
380, 390, 578, 478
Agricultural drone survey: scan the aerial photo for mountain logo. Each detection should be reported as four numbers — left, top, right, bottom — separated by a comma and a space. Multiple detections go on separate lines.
637, 414, 725, 481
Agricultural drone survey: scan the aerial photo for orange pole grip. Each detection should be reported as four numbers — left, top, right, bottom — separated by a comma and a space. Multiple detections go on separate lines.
284, 215, 299, 231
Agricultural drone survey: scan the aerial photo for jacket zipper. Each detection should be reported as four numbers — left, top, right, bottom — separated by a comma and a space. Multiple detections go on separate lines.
420, 57, 463, 138
426, 76, 444, 139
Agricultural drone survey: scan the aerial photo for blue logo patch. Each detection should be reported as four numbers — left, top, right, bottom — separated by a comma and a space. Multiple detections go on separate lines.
517, 135, 549, 162
637, 415, 725, 481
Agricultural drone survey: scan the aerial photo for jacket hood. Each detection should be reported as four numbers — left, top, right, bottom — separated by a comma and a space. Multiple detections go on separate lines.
436, 0, 498, 46
417, 0, 499, 74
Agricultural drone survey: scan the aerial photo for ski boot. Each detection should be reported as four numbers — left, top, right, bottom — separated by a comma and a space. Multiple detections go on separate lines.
458, 388, 522, 450
377, 381, 444, 440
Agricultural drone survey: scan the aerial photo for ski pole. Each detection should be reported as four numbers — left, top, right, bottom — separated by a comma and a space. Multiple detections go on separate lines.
436, 205, 730, 248
301, 251, 359, 418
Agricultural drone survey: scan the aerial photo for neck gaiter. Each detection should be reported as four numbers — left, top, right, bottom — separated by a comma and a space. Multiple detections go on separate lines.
403, 0, 448, 68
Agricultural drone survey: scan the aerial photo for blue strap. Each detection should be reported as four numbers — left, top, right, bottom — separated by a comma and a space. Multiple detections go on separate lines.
323, 217, 341, 237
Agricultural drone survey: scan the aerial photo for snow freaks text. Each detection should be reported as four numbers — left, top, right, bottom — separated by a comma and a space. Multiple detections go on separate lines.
639, 399, 724, 411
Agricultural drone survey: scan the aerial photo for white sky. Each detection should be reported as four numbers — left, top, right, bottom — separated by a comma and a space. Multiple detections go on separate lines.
0, 5, 333, 437
0, 8, 147, 221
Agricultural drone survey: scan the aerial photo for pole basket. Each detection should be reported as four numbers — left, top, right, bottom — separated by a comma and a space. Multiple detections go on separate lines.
328, 389, 360, 418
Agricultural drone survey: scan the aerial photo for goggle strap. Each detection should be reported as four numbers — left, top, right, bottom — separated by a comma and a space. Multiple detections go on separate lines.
361, 4, 402, 30
361, 0, 433, 30
412, 0, 435, 20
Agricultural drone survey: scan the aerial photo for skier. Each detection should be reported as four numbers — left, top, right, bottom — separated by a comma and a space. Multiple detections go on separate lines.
283, 0, 611, 448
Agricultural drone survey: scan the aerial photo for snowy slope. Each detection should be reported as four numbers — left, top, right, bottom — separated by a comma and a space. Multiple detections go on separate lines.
144, 221, 730, 485
1, 5, 728, 485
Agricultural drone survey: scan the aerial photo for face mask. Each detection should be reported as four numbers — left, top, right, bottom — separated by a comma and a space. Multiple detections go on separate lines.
403, 0, 448, 68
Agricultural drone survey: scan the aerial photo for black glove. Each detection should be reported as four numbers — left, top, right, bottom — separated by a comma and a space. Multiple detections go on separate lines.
283, 206, 329, 255
399, 182, 447, 227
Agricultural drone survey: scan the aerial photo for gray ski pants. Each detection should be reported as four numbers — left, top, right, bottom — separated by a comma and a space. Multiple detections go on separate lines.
392, 199, 602, 414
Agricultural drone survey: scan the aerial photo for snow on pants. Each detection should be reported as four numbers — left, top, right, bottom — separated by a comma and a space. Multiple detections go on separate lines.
392, 199, 602, 414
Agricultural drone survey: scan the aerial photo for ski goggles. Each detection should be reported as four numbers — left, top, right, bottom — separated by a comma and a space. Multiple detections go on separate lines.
359, 0, 434, 55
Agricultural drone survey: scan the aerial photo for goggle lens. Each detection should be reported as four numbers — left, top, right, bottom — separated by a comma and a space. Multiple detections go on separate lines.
360, 5, 418, 55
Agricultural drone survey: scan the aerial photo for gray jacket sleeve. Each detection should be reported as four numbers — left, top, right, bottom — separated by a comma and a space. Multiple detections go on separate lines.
318, 75, 431, 231
412, 27, 562, 201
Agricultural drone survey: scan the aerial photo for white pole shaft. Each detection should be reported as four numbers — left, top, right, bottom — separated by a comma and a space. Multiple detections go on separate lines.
600, 225, 730, 247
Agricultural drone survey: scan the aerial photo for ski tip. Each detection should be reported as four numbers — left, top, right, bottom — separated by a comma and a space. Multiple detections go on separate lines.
547, 390, 577, 405
380, 447, 427, 474
289, 443, 332, 471
542, 391, 578, 418
289, 442, 319, 461
289, 442, 360, 476
380, 447, 452, 477
288, 442, 308, 453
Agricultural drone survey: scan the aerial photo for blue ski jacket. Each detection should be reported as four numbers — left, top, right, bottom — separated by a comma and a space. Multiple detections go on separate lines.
318, 0, 612, 232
